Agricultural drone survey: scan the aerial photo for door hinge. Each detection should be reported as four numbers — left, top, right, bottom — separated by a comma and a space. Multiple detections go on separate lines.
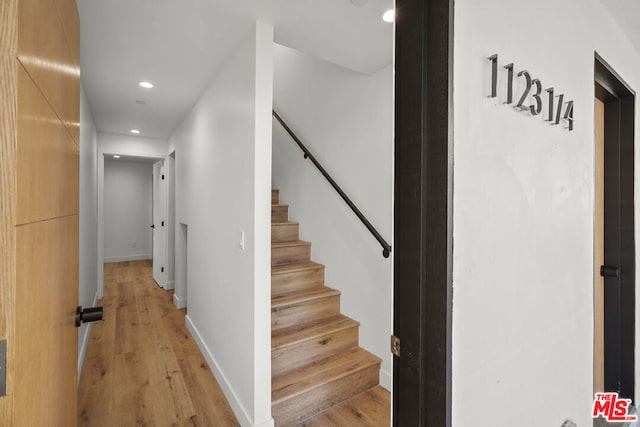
162, 174, 165, 180
161, 221, 165, 227
161, 267, 164, 273
391, 335, 400, 357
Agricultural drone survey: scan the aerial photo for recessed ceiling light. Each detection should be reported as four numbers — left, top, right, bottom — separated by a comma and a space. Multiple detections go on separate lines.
130, 129, 141, 134
382, 9, 394, 23
113, 155, 121, 159
139, 81, 154, 89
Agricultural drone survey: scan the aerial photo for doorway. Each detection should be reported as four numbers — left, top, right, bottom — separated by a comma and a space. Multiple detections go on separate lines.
98, 153, 169, 297
152, 160, 166, 286
594, 54, 635, 401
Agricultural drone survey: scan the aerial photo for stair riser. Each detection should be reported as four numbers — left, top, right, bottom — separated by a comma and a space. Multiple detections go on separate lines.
272, 190, 279, 205
271, 267, 325, 295
272, 206, 289, 222
272, 296, 340, 331
272, 327, 358, 376
273, 363, 380, 427
272, 223, 299, 243
272, 245, 311, 266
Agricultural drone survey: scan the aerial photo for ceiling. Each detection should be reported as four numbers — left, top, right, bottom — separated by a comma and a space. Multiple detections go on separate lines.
78, 0, 393, 139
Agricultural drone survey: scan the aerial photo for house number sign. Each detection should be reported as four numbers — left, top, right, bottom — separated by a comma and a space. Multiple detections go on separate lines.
488, 54, 574, 131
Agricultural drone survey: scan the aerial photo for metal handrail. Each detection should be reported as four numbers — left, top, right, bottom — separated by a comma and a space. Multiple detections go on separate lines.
273, 110, 391, 258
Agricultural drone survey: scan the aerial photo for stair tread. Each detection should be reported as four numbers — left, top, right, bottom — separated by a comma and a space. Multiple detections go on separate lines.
298, 386, 390, 426
272, 347, 381, 404
272, 287, 340, 309
272, 240, 311, 248
272, 314, 358, 349
271, 261, 324, 275
272, 221, 299, 226
270, 190, 382, 425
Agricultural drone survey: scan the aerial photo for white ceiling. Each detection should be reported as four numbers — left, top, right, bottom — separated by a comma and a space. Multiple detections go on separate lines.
78, 0, 393, 139
601, 0, 640, 56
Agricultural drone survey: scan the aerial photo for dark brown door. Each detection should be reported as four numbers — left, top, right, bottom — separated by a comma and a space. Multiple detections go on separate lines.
594, 97, 605, 393
394, 0, 452, 425
595, 55, 635, 402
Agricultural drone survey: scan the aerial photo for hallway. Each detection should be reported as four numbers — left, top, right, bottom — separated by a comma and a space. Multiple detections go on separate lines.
78, 261, 239, 426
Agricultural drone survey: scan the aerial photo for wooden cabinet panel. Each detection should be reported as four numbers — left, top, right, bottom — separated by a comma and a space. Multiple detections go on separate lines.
17, 66, 79, 225
18, 0, 80, 143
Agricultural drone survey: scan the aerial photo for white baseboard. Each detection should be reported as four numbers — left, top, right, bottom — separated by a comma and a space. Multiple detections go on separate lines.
77, 323, 93, 382
77, 292, 99, 382
164, 280, 175, 290
185, 315, 274, 427
173, 293, 187, 309
103, 254, 151, 263
255, 419, 275, 427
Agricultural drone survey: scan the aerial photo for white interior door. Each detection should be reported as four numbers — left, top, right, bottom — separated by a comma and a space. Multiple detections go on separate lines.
152, 160, 165, 286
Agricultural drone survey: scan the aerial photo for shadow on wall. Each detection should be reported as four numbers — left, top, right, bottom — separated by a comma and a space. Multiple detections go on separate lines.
174, 222, 188, 309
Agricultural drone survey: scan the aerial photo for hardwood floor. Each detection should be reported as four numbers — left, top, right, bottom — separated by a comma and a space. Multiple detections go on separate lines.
78, 260, 239, 427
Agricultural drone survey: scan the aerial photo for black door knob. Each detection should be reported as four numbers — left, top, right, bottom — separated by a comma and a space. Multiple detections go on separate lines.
600, 265, 620, 278
75, 306, 104, 327
150, 224, 155, 229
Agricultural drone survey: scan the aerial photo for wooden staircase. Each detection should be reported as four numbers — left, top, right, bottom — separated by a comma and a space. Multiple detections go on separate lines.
271, 189, 384, 426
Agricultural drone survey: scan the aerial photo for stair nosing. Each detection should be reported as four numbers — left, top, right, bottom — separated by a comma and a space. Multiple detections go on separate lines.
272, 315, 359, 350
272, 221, 299, 226
271, 287, 340, 309
272, 240, 311, 248
272, 347, 381, 404
271, 261, 324, 275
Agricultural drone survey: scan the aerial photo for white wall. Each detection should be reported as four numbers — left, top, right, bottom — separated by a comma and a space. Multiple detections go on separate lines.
96, 132, 168, 297
78, 85, 99, 379
452, 0, 640, 425
271, 44, 394, 389
168, 22, 274, 427
103, 159, 152, 262
98, 132, 169, 157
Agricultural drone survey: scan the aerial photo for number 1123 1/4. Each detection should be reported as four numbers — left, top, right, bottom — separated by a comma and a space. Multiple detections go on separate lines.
488, 54, 574, 131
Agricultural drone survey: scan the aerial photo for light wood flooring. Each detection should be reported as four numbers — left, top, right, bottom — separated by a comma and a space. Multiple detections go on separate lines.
78, 260, 239, 426
299, 386, 390, 427
79, 260, 390, 426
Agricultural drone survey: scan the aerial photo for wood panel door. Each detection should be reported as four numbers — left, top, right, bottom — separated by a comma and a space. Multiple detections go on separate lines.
0, 0, 80, 424
152, 160, 165, 287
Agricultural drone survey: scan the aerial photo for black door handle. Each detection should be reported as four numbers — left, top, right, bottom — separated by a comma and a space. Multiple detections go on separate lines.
75, 306, 104, 327
150, 224, 155, 229
600, 265, 619, 278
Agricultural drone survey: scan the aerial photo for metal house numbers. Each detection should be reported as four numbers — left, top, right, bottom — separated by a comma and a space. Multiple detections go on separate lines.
488, 54, 574, 131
